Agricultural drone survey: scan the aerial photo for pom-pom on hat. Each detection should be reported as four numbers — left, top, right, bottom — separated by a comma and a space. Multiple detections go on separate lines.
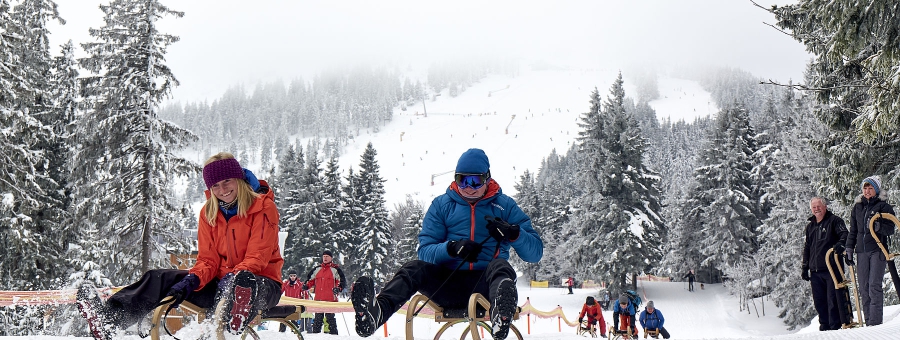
862, 176, 882, 195
203, 158, 245, 189
322, 250, 333, 257
455, 148, 490, 174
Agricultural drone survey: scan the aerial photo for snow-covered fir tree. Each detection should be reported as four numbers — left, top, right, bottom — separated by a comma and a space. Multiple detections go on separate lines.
672, 105, 763, 282
350, 142, 393, 284
566, 73, 664, 290
394, 195, 425, 269
70, 0, 196, 283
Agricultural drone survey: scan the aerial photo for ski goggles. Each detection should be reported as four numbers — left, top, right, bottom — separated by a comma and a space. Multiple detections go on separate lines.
455, 173, 489, 189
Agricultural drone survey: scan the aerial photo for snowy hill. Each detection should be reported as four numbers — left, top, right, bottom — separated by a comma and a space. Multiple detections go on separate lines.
331, 67, 716, 207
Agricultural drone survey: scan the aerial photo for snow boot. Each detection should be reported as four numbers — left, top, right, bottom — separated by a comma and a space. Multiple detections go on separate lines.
224, 270, 258, 334
490, 278, 517, 340
75, 283, 114, 340
351, 276, 383, 337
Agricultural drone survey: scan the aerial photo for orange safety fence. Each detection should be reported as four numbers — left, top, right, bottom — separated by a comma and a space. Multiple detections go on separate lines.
636, 274, 671, 282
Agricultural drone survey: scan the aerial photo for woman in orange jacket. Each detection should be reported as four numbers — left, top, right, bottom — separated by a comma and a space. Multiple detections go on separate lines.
578, 296, 607, 337
76, 152, 284, 340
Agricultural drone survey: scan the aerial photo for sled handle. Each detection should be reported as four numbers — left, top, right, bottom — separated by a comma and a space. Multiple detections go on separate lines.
824, 248, 848, 289
868, 213, 900, 261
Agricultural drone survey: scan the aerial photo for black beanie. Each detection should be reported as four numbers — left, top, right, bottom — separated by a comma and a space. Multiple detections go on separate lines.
586, 296, 596, 306
323, 250, 333, 257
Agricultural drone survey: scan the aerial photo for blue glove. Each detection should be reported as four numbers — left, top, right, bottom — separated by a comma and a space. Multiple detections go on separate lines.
167, 274, 200, 308
218, 272, 235, 293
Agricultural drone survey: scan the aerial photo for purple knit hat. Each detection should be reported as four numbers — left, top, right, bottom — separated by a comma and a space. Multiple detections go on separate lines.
203, 158, 245, 189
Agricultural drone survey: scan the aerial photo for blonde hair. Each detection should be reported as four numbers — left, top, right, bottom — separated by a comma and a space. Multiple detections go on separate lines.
202, 152, 259, 226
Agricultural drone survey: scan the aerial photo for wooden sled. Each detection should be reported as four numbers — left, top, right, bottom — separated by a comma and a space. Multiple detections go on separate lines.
643, 328, 660, 338
824, 247, 864, 327
869, 212, 900, 302
405, 293, 523, 340
607, 326, 636, 340
576, 320, 597, 338
149, 296, 306, 340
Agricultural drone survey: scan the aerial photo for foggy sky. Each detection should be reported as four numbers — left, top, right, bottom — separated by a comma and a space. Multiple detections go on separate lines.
47, 0, 809, 103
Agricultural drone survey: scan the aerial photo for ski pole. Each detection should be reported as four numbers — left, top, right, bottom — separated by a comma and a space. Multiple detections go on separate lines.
407, 234, 494, 321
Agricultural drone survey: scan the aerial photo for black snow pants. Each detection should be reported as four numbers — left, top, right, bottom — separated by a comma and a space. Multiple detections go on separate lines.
374, 258, 517, 323
106, 269, 281, 329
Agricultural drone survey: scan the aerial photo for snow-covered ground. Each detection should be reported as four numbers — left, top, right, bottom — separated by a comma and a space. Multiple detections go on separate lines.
10, 279, 899, 339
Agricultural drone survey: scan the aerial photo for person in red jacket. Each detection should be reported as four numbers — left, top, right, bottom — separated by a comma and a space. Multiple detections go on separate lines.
75, 152, 284, 340
280, 272, 310, 332
304, 250, 347, 334
578, 296, 606, 337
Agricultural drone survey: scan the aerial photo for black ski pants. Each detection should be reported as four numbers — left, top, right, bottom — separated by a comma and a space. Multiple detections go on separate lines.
311, 312, 338, 334
375, 258, 517, 323
106, 269, 281, 329
810, 269, 852, 330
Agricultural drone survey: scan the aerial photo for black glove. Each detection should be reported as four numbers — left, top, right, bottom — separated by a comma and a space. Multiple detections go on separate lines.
833, 243, 845, 255
800, 267, 810, 281
447, 239, 483, 262
332, 287, 341, 295
578, 318, 584, 323
167, 274, 200, 308
301, 282, 308, 290
845, 251, 855, 266
486, 216, 520, 241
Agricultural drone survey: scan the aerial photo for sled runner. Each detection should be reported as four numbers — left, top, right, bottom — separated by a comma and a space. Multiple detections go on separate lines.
405, 293, 523, 340
149, 296, 306, 340
869, 213, 900, 301
576, 320, 597, 338
643, 328, 660, 338
824, 247, 864, 327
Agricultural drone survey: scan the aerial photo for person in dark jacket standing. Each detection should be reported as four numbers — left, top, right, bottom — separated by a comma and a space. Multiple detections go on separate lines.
304, 250, 346, 334
845, 176, 895, 326
682, 270, 695, 292
802, 197, 852, 330
350, 148, 544, 340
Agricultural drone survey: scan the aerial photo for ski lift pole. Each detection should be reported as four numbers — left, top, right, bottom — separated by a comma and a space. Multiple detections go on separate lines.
869, 213, 900, 300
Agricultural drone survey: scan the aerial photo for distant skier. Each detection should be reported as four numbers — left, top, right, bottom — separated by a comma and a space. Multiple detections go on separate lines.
578, 296, 606, 337
566, 276, 575, 294
683, 270, 695, 292
639, 301, 670, 339
349, 148, 544, 340
613, 293, 638, 337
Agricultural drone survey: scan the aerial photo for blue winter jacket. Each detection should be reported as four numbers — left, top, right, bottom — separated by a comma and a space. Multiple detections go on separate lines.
639, 309, 665, 329
417, 180, 543, 270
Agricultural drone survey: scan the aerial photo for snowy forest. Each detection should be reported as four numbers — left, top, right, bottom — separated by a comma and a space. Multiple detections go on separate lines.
2, 0, 900, 336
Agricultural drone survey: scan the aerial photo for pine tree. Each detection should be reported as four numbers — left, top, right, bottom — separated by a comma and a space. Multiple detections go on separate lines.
396, 200, 425, 267
676, 106, 762, 282
71, 0, 196, 282
566, 73, 664, 290
767, 1, 900, 203
352, 143, 393, 284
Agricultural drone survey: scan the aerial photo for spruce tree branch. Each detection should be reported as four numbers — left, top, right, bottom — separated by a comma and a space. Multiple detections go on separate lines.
758, 80, 869, 92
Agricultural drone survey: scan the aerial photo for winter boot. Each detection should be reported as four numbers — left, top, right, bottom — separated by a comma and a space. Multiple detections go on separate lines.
75, 283, 114, 340
490, 278, 517, 340
224, 271, 258, 334
351, 276, 383, 337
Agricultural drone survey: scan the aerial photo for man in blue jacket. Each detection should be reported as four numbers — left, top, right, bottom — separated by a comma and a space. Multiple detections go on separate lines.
638, 301, 670, 339
351, 148, 544, 340
613, 294, 638, 337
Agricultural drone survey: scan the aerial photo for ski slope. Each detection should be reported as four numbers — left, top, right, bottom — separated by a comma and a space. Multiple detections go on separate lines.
12, 279, 899, 339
